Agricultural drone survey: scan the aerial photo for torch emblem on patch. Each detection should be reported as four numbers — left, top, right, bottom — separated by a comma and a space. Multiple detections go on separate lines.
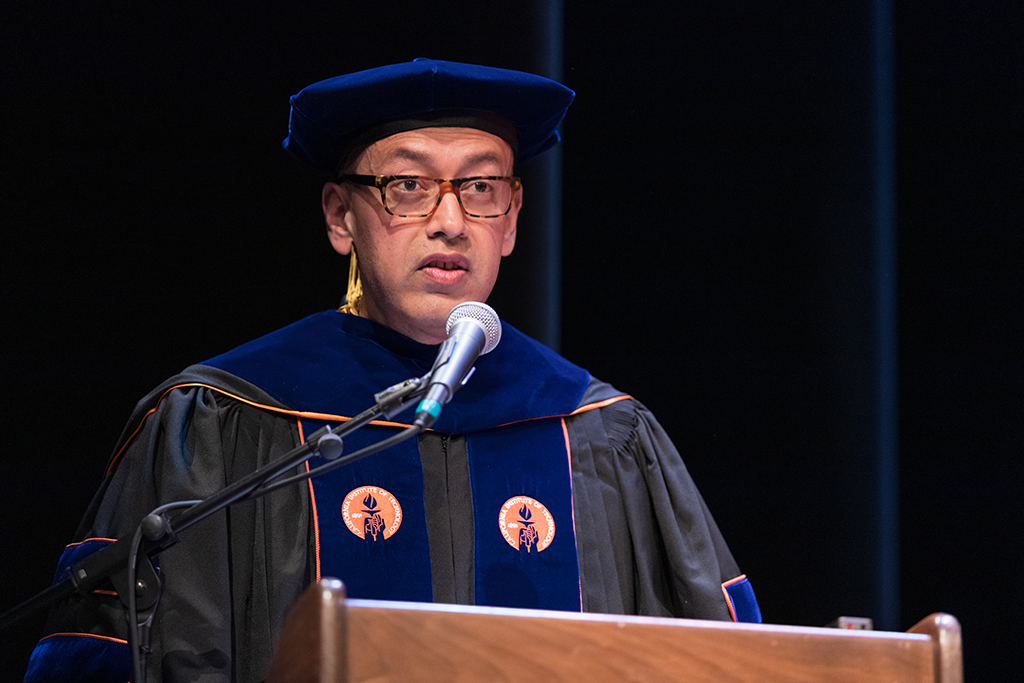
499, 496, 555, 553
342, 486, 403, 541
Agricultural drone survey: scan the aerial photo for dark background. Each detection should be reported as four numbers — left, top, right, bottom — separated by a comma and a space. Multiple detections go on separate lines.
2, 2, 1020, 680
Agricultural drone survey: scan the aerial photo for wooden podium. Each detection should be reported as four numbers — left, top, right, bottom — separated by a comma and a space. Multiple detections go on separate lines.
266, 579, 962, 683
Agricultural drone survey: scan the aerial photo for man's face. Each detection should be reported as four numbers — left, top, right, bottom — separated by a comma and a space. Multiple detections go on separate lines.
322, 127, 520, 344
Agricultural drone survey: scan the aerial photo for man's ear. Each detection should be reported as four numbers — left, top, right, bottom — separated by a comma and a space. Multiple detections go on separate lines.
500, 185, 522, 257
322, 182, 354, 255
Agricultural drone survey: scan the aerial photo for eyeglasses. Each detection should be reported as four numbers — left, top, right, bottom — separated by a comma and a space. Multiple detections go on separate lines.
340, 174, 521, 218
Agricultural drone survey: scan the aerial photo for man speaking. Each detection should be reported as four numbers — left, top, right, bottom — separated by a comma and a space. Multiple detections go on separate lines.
25, 59, 759, 683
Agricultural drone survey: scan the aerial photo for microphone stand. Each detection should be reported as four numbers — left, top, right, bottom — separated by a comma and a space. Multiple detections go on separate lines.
0, 374, 429, 679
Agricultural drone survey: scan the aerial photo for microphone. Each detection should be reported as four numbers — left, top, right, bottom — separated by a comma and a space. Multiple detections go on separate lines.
414, 302, 502, 428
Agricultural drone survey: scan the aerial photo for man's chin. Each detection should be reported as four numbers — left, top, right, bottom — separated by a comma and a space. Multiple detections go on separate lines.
366, 292, 490, 344
395, 303, 458, 345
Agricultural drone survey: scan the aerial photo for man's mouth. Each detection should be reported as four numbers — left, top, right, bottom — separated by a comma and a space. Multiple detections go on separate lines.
419, 255, 469, 272
424, 260, 464, 271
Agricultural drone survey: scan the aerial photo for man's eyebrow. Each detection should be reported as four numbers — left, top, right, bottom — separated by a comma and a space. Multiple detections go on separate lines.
385, 148, 431, 165
462, 151, 507, 168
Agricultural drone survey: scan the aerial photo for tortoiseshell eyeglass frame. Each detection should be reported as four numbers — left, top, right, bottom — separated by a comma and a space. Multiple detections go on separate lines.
339, 174, 522, 218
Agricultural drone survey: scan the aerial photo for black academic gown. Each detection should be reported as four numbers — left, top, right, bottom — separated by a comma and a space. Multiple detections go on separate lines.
26, 311, 752, 683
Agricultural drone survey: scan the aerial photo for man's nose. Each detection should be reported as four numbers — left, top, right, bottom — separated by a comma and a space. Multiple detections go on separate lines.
427, 183, 467, 238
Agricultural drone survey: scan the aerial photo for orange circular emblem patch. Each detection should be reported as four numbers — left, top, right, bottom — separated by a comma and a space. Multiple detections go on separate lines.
499, 496, 555, 553
342, 486, 403, 541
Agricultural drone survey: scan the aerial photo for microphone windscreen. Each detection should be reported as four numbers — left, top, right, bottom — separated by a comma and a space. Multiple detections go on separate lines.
446, 302, 501, 354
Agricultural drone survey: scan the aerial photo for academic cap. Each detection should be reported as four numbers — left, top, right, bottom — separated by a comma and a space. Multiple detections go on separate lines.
282, 58, 575, 173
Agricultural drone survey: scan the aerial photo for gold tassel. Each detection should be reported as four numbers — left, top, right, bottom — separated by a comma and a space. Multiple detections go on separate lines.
338, 248, 363, 315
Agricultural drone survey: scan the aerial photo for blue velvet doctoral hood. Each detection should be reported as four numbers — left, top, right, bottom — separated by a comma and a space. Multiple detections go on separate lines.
200, 310, 590, 432
200, 310, 591, 612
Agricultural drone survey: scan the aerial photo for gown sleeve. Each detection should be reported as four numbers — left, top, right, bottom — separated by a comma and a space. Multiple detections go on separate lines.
26, 366, 315, 683
566, 377, 750, 621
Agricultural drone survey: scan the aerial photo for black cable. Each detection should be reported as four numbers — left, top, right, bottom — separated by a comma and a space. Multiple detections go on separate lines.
118, 421, 415, 679
123, 422, 420, 679
127, 500, 200, 683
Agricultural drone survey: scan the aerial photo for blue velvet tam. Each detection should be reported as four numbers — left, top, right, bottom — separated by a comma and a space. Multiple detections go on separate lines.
282, 58, 575, 173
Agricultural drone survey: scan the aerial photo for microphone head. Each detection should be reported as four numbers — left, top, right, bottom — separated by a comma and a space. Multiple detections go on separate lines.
446, 301, 502, 354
